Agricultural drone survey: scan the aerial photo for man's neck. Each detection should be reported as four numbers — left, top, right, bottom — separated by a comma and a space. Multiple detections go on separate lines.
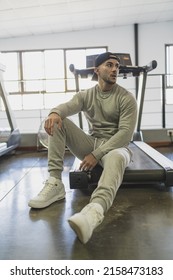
98, 82, 115, 92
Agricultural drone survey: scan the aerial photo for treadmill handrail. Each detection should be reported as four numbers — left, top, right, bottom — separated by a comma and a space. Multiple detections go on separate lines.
70, 60, 157, 132
0, 65, 17, 131
69, 60, 157, 78
0, 63, 6, 72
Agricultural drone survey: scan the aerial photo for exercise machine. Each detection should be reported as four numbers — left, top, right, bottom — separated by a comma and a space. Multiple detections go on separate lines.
69, 54, 173, 190
0, 63, 20, 156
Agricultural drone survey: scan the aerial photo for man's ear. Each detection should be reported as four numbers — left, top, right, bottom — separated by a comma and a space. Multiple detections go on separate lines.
94, 67, 99, 75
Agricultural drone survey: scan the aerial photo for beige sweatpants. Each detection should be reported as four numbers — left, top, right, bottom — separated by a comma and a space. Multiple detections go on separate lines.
48, 118, 131, 212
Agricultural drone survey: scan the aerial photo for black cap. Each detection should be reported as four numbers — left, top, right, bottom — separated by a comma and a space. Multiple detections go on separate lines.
92, 52, 120, 81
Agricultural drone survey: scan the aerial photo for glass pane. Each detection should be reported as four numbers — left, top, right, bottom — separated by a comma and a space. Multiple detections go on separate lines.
44, 50, 64, 78
44, 93, 59, 109
66, 47, 107, 76
22, 51, 44, 79
22, 50, 65, 93
23, 94, 44, 109
8, 95, 22, 110
24, 80, 44, 92
0, 52, 19, 81
66, 47, 107, 91
4, 81, 19, 93
79, 78, 97, 89
0, 52, 19, 93
44, 92, 74, 109
166, 45, 173, 87
45, 79, 65, 92
167, 46, 173, 73
64, 79, 75, 91
166, 88, 173, 104
66, 49, 86, 72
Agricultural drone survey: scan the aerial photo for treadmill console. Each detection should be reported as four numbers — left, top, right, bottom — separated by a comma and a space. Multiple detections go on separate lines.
86, 53, 132, 68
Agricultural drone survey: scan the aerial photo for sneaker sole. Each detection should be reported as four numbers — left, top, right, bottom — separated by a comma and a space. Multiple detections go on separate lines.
28, 193, 65, 209
68, 214, 91, 244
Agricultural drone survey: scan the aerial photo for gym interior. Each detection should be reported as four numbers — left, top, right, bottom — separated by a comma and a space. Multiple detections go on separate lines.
1, 0, 173, 261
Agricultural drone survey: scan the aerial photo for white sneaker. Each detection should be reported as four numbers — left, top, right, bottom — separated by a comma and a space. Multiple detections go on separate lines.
68, 203, 104, 244
28, 176, 66, 208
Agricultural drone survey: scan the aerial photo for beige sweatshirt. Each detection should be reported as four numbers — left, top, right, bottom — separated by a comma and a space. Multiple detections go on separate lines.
50, 83, 137, 160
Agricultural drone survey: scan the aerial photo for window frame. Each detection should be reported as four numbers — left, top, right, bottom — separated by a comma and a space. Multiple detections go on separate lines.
0, 47, 107, 110
165, 44, 173, 88
1, 47, 107, 95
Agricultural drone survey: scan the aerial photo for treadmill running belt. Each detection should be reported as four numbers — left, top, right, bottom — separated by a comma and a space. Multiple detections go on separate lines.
124, 142, 165, 183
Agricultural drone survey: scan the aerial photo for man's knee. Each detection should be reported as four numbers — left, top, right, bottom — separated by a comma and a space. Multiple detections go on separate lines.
61, 117, 78, 130
61, 117, 69, 127
103, 148, 131, 167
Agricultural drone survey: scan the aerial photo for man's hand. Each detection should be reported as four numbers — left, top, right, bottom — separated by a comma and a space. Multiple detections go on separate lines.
44, 113, 62, 136
80, 153, 98, 171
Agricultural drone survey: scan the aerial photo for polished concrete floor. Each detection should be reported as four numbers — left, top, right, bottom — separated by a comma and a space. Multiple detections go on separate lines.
1, 146, 173, 260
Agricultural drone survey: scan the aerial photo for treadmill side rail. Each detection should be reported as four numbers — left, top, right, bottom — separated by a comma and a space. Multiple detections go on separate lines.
133, 141, 173, 170
133, 141, 173, 187
0, 63, 21, 156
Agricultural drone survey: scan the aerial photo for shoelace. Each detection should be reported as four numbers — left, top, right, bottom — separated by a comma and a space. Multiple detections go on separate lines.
38, 181, 57, 196
82, 205, 103, 225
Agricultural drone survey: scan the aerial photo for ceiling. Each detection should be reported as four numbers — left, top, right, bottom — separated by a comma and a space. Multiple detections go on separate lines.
0, 0, 173, 39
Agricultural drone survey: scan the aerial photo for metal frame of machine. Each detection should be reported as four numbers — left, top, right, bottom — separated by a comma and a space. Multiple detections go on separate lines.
69, 56, 173, 190
0, 63, 20, 156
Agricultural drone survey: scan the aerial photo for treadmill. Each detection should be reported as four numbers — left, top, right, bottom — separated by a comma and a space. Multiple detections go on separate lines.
0, 63, 21, 156
69, 54, 173, 190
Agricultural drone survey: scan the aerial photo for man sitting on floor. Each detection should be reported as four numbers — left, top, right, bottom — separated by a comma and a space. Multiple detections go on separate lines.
28, 52, 137, 244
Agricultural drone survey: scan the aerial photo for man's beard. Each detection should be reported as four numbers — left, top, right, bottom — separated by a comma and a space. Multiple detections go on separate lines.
101, 73, 117, 85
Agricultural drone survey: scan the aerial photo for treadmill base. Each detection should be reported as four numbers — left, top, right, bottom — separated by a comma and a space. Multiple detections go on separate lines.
69, 142, 173, 189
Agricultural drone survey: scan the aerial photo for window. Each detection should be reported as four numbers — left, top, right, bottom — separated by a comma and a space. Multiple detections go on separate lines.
0, 47, 107, 110
165, 45, 173, 104
0, 52, 19, 93
22, 51, 44, 92
165, 44, 173, 87
66, 48, 106, 91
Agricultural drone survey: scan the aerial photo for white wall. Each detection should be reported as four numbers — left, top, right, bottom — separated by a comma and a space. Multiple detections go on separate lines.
0, 25, 135, 58
138, 21, 173, 71
1, 21, 172, 72
0, 21, 173, 145
138, 21, 173, 130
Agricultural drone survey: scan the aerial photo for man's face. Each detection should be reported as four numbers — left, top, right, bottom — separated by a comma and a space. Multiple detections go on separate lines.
95, 58, 120, 84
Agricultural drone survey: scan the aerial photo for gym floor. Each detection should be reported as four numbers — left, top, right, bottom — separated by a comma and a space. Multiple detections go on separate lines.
1, 146, 173, 260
